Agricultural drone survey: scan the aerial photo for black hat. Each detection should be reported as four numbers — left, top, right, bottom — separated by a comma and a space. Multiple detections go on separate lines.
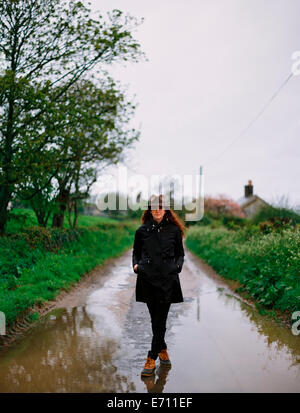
147, 194, 170, 210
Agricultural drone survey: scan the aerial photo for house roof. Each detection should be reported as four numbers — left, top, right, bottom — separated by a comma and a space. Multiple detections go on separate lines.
237, 194, 270, 209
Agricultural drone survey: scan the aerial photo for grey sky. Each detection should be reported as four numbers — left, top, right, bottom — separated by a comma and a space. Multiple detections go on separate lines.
89, 0, 300, 208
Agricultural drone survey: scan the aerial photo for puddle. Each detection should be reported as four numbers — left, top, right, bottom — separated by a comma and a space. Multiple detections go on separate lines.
0, 250, 299, 393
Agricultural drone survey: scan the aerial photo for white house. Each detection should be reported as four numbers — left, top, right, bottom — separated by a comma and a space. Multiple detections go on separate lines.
237, 180, 270, 218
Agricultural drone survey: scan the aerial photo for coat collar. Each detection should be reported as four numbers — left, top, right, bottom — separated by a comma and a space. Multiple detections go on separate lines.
147, 213, 169, 229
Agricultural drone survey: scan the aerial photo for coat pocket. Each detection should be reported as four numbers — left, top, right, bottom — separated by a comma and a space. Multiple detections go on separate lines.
137, 257, 152, 275
164, 257, 179, 274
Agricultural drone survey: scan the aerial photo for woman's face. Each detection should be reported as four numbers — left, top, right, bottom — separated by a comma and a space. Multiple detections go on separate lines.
151, 208, 165, 223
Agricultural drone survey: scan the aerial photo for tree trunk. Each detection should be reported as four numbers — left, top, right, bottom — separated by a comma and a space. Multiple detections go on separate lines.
52, 188, 69, 228
0, 185, 13, 236
73, 199, 78, 228
33, 208, 50, 227
0, 69, 16, 236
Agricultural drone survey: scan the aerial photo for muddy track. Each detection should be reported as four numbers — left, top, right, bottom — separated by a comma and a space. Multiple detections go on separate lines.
0, 255, 117, 353
0, 248, 299, 392
0, 246, 292, 354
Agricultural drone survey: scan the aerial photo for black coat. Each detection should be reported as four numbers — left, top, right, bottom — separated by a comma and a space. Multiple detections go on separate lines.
132, 214, 185, 303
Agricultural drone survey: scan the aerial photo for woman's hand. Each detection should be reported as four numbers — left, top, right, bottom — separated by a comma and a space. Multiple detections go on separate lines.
134, 264, 138, 273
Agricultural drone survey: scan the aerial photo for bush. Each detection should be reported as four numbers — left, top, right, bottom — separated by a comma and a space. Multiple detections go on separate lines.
7, 225, 83, 251
0, 220, 136, 327
251, 205, 300, 227
222, 215, 247, 230
187, 215, 212, 228
0, 226, 84, 289
259, 217, 295, 234
186, 226, 300, 314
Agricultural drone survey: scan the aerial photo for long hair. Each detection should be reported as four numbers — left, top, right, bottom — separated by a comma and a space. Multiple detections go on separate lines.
140, 194, 187, 239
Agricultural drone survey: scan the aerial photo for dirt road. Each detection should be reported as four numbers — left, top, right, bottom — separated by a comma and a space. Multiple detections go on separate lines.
0, 248, 299, 392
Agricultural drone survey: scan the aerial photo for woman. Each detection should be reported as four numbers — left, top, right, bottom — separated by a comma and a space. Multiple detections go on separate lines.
132, 194, 186, 377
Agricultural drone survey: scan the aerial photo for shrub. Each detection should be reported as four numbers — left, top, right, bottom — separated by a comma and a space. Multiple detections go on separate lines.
186, 226, 300, 314
252, 205, 300, 227
222, 215, 247, 230
0, 220, 136, 327
259, 216, 295, 234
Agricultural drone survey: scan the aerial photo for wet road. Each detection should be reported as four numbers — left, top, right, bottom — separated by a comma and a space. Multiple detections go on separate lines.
0, 248, 299, 393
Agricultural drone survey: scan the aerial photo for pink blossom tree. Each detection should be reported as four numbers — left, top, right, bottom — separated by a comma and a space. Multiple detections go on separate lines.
204, 195, 246, 218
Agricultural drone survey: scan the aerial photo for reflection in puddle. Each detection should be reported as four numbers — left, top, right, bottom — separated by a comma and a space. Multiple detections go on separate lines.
0, 306, 135, 392
164, 273, 300, 392
141, 364, 172, 393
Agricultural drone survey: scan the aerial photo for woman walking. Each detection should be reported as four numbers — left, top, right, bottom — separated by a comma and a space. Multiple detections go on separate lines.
132, 194, 186, 377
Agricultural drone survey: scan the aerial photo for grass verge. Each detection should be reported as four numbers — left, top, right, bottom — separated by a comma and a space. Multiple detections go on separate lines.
0, 219, 136, 347
186, 225, 300, 327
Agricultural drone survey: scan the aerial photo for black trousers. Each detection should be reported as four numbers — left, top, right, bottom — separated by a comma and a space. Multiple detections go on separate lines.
146, 299, 171, 360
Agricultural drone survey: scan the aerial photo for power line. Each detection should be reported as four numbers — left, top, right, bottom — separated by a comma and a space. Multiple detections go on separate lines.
205, 72, 295, 168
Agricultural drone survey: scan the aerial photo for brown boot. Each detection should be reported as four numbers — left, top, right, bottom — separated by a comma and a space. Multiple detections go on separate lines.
158, 349, 171, 366
141, 356, 156, 377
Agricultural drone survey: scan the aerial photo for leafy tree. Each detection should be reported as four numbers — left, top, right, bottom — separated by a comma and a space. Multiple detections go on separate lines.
0, 0, 144, 234
48, 76, 139, 228
19, 179, 57, 227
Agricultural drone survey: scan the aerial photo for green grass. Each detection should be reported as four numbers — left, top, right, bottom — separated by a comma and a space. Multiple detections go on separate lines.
186, 225, 300, 315
5, 208, 122, 234
0, 216, 137, 327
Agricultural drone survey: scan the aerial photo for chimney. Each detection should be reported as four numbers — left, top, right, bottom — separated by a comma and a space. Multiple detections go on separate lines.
244, 179, 253, 198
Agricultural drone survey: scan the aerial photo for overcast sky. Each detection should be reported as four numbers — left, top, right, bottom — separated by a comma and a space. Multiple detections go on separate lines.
89, 0, 300, 208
